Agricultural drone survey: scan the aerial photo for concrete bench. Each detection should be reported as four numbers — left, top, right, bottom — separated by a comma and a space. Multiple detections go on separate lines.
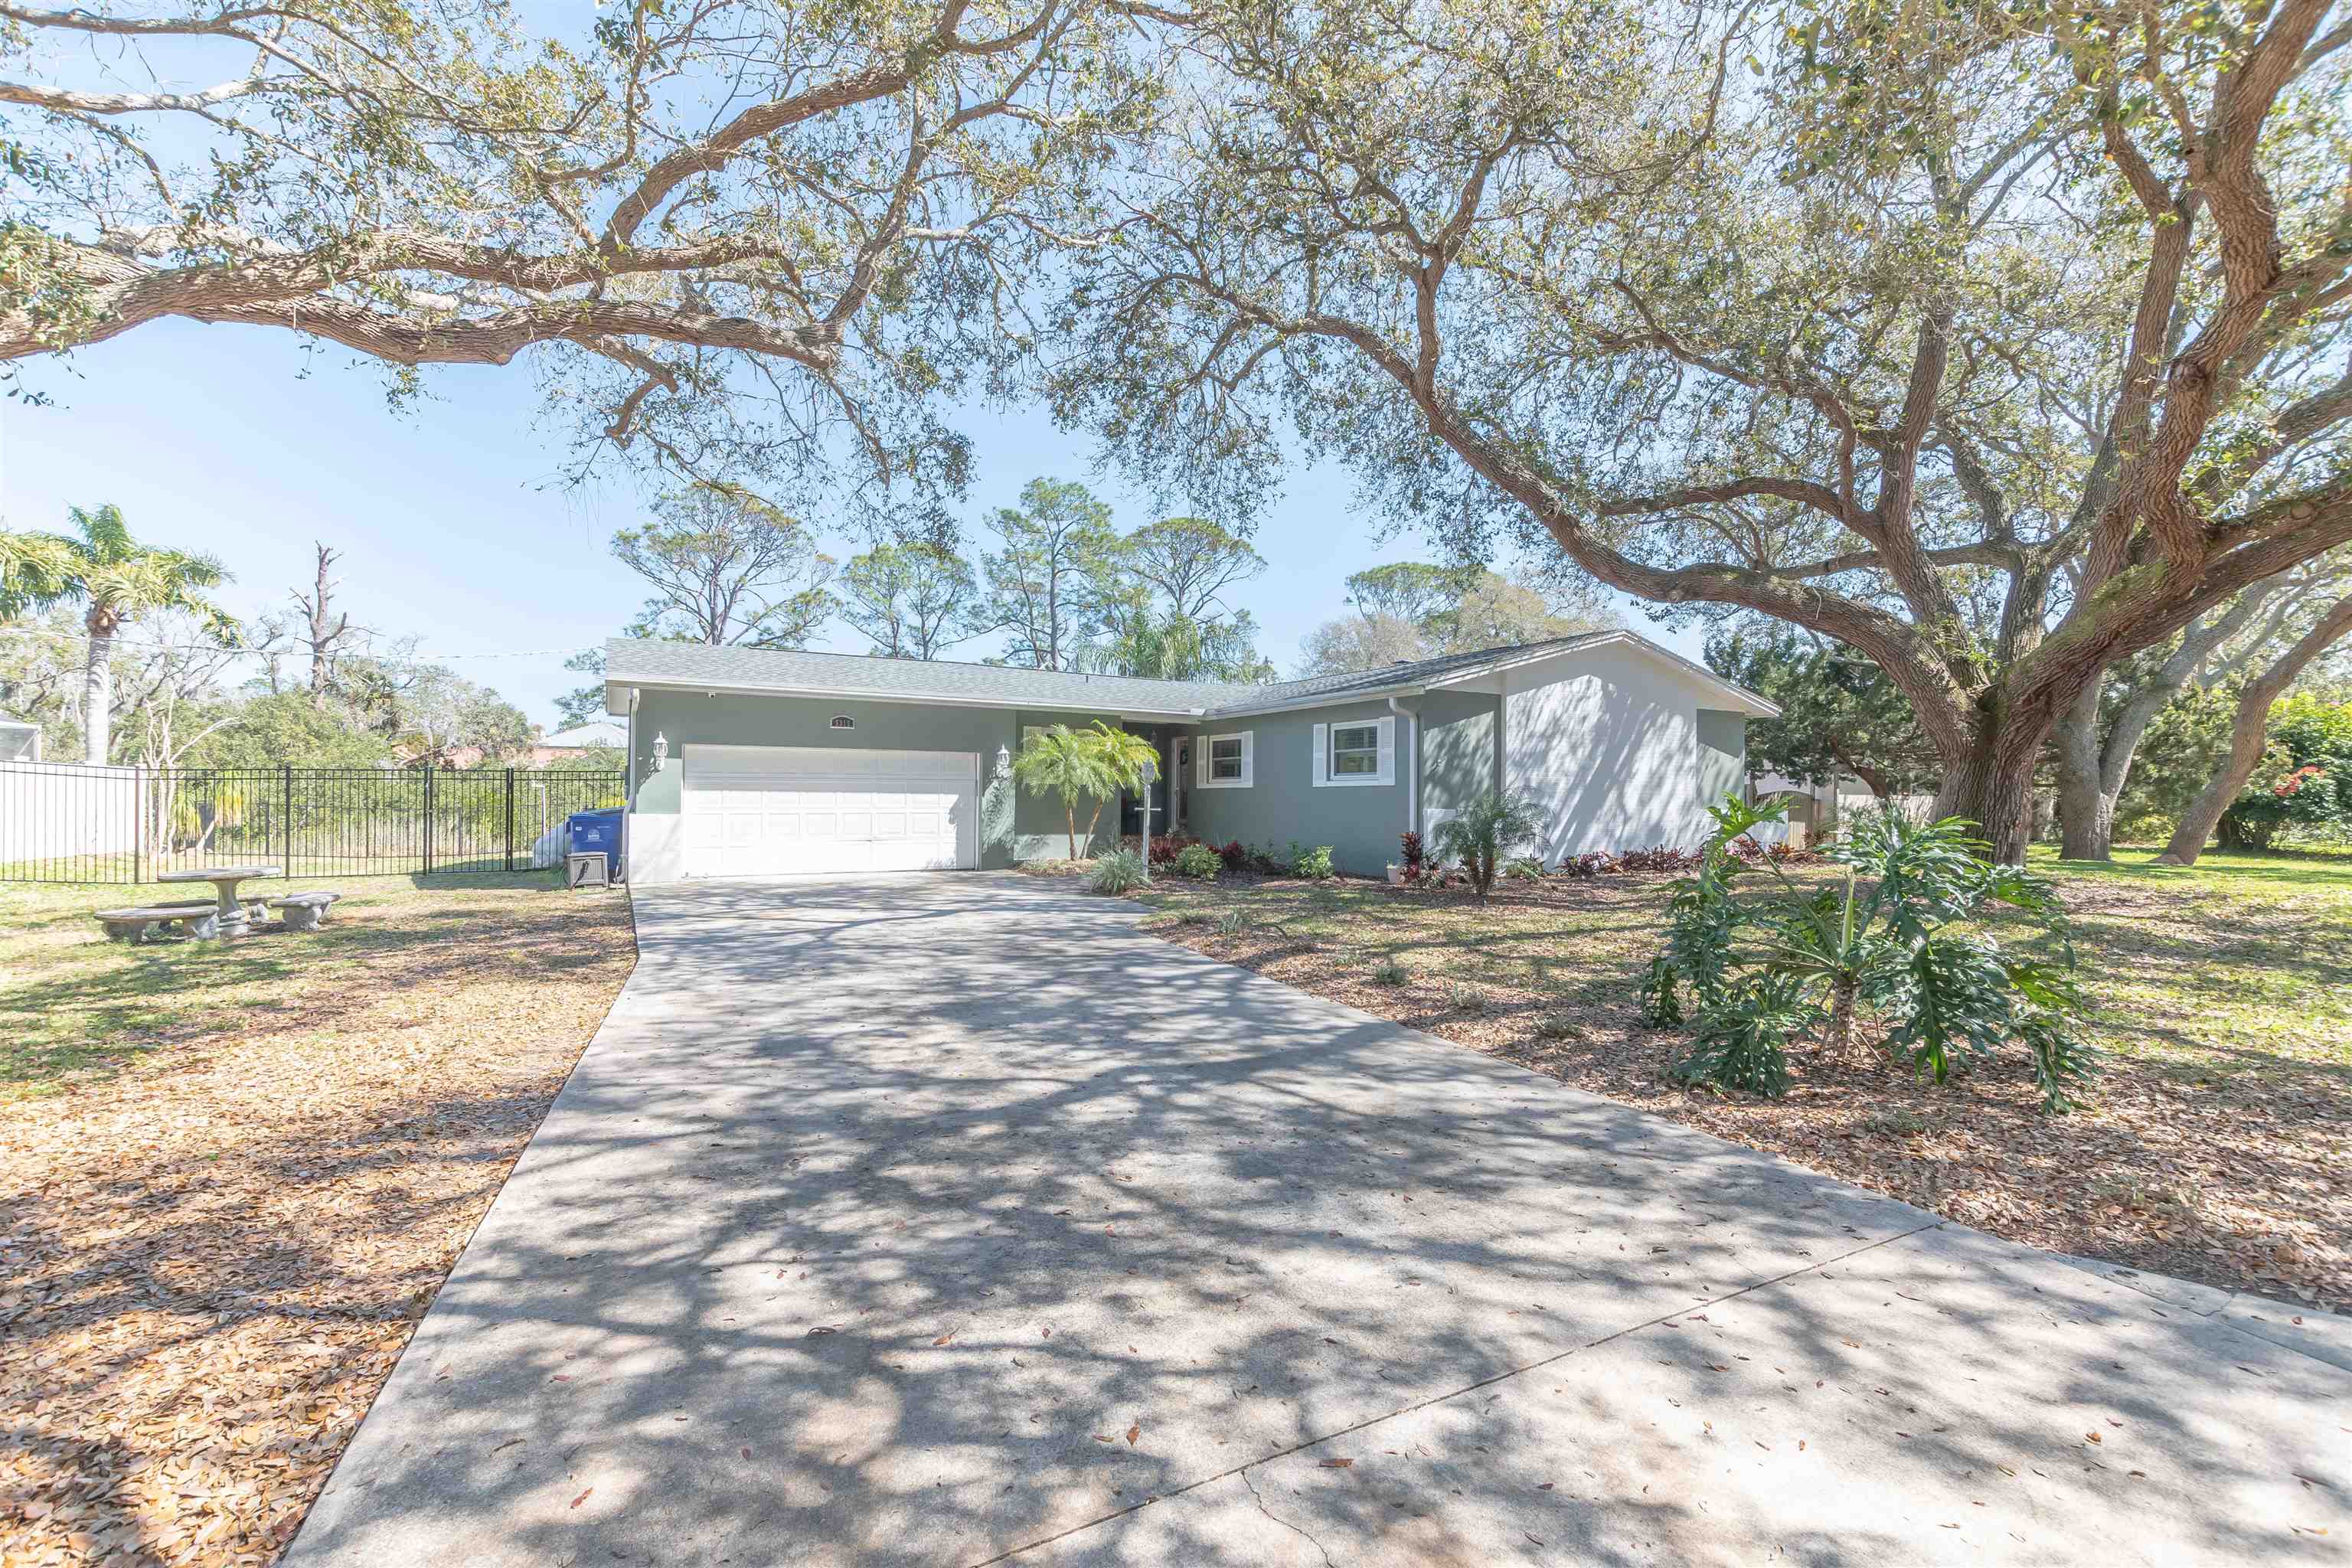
266, 890, 343, 932
93, 905, 221, 942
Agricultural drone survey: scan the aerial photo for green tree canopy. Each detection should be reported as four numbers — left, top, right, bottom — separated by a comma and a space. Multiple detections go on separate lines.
839, 541, 988, 660
1, 0, 1161, 510
982, 479, 1121, 671
1707, 626, 1936, 800
614, 486, 835, 649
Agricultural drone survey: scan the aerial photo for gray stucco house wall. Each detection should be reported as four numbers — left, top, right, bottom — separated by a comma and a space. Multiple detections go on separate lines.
1178, 691, 1506, 876
1182, 698, 1413, 874
1696, 709, 1749, 818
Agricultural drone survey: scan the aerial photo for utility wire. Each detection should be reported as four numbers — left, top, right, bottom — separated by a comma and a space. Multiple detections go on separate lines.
0, 622, 602, 664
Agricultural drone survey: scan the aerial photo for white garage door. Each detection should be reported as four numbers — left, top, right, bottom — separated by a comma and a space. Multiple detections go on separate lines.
681, 744, 978, 877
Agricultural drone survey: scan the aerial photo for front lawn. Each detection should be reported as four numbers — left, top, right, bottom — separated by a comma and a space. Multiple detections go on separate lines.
0, 874, 635, 1566
1116, 846, 2350, 1313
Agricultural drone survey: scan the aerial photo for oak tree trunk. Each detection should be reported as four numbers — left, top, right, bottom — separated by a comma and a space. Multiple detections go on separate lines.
2055, 681, 2112, 861
1933, 737, 2039, 862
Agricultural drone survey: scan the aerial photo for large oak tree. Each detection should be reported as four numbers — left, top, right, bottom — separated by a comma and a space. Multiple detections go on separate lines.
2, 0, 1156, 505
1052, 0, 2352, 857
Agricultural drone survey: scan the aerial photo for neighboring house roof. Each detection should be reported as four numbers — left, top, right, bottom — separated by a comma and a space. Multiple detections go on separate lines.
540, 720, 627, 750
603, 631, 1778, 720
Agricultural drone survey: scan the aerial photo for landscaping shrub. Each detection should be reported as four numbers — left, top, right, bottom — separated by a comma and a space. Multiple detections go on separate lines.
1294, 844, 1335, 880
1502, 855, 1545, 880
1445, 981, 1488, 1014
1249, 841, 1289, 875
1086, 848, 1148, 894
1147, 835, 1189, 867
1560, 851, 1613, 879
1665, 974, 1805, 1097
1370, 956, 1408, 987
1398, 830, 1426, 882
1432, 792, 1543, 902
1619, 844, 1700, 874
1217, 839, 1250, 873
1644, 793, 2098, 1112
1176, 909, 1214, 926
1533, 1012, 1582, 1042
1173, 843, 1223, 880
1216, 909, 1248, 936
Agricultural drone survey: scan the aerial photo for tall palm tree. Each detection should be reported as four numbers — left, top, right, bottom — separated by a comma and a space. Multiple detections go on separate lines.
0, 506, 235, 764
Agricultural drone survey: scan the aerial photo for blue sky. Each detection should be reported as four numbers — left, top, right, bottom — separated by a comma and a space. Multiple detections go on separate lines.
0, 319, 1697, 726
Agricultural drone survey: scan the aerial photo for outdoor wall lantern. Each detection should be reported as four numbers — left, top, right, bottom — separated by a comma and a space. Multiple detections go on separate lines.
995, 743, 1011, 777
652, 732, 668, 770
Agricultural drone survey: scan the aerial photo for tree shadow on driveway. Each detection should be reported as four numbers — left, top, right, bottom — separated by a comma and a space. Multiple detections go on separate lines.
281, 874, 2350, 1568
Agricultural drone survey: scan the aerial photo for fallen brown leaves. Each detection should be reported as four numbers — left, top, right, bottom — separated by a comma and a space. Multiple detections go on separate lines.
0, 880, 635, 1566
1137, 869, 2351, 1315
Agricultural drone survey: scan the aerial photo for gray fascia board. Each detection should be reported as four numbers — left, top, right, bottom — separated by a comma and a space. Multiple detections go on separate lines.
1208, 683, 1431, 720
607, 675, 1209, 720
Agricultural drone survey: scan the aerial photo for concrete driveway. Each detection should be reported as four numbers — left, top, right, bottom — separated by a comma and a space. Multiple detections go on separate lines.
289, 874, 2349, 1567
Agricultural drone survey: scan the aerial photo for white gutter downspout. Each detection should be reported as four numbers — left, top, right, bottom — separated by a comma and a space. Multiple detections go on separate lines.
1387, 695, 1419, 841
622, 686, 639, 883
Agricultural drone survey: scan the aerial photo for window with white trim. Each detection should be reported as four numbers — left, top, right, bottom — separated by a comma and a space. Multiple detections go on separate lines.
1331, 723, 1380, 776
1312, 715, 1395, 787
1198, 731, 1253, 788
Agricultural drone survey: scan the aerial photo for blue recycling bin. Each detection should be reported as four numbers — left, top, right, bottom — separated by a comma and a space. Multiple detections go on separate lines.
567, 808, 624, 881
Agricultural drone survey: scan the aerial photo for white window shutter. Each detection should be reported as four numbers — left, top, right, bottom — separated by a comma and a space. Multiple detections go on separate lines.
1240, 732, 1254, 787
1197, 738, 1208, 788
1312, 723, 1328, 787
1376, 716, 1396, 785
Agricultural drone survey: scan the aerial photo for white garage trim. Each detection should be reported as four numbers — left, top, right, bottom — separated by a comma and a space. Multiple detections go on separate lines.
681, 743, 978, 877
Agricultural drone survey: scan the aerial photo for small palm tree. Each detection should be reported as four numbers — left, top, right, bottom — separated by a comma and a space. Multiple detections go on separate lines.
0, 505, 236, 763
1014, 724, 1116, 860
1433, 792, 1545, 902
1079, 720, 1162, 854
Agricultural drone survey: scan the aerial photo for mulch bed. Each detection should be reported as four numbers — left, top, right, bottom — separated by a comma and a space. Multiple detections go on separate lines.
1136, 874, 2351, 1315
0, 892, 636, 1566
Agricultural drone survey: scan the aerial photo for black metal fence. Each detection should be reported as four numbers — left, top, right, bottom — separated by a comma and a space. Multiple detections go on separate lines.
0, 760, 626, 884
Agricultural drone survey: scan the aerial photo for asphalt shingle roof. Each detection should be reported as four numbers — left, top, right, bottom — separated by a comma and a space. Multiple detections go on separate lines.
605, 639, 1263, 714
604, 629, 1770, 717
1200, 632, 1619, 713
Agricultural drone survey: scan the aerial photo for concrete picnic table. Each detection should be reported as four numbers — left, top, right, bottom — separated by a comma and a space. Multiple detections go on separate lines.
156, 864, 282, 938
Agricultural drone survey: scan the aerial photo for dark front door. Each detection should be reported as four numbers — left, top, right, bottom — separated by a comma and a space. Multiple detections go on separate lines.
1119, 766, 1170, 838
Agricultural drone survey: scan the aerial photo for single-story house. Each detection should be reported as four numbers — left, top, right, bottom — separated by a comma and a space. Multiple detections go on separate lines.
603, 631, 1778, 884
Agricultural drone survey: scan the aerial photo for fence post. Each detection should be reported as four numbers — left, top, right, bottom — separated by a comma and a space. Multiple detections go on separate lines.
423, 764, 435, 876
503, 767, 516, 874
282, 764, 294, 878
135, 765, 146, 884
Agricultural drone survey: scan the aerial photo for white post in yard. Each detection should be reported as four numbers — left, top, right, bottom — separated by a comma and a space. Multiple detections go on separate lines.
1139, 753, 1156, 881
